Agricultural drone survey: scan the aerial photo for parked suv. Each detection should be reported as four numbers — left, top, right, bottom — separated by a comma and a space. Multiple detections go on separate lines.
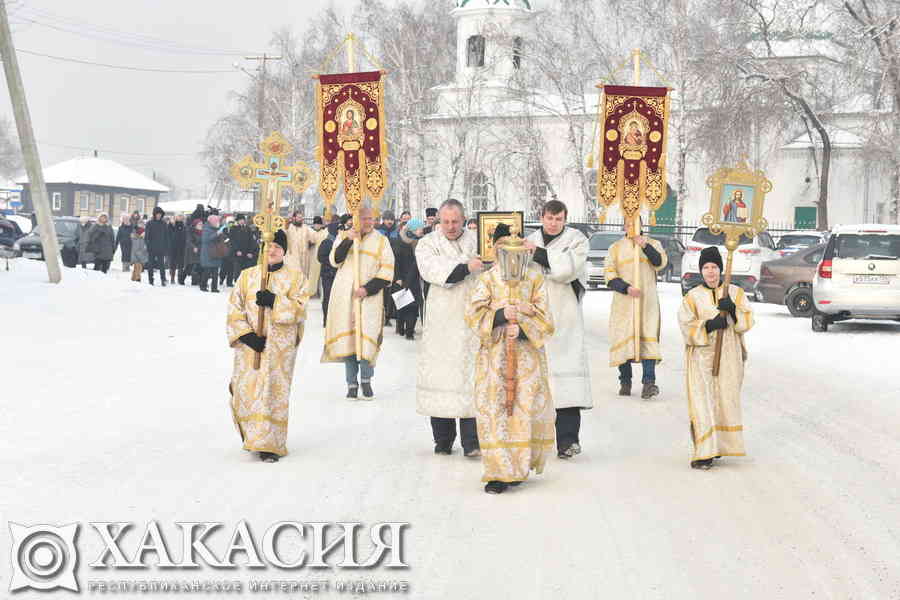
811, 224, 900, 332
13, 216, 83, 268
680, 227, 778, 296
758, 243, 825, 317
586, 231, 623, 289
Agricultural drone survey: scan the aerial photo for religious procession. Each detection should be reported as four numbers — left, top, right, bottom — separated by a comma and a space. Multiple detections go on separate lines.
220, 50, 758, 496
6, 1, 900, 596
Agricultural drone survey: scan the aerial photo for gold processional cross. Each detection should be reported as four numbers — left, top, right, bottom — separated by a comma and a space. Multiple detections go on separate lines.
230, 132, 315, 368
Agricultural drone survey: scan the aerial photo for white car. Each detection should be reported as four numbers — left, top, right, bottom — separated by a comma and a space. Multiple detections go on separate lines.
811, 224, 900, 332
680, 227, 779, 297
585, 231, 623, 289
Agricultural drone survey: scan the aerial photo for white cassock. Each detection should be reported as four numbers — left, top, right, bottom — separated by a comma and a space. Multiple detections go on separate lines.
414, 228, 481, 418
527, 226, 592, 409
285, 223, 315, 276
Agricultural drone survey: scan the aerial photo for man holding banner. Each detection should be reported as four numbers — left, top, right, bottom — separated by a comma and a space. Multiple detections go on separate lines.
321, 206, 395, 400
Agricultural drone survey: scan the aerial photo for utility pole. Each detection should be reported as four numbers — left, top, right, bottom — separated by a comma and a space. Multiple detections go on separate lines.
0, 0, 61, 282
243, 53, 282, 211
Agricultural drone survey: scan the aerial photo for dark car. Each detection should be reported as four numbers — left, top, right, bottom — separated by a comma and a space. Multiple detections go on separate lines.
15, 217, 83, 268
757, 243, 826, 317
650, 234, 685, 282
0, 218, 25, 249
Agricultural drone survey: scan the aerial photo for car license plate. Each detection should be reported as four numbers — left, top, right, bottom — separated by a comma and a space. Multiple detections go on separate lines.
23, 251, 42, 259
853, 274, 889, 285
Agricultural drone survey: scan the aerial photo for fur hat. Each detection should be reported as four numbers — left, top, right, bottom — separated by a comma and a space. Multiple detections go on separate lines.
699, 246, 723, 271
272, 229, 288, 252
492, 222, 511, 244
425, 207, 437, 217
313, 216, 323, 225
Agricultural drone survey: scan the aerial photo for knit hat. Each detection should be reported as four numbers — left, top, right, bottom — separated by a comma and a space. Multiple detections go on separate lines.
699, 246, 723, 271
272, 229, 288, 252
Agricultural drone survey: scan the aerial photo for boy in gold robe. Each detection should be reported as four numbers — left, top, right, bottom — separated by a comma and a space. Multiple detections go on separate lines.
678, 246, 754, 469
227, 229, 309, 463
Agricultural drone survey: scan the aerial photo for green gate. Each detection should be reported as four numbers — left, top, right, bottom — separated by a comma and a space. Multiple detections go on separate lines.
794, 206, 817, 230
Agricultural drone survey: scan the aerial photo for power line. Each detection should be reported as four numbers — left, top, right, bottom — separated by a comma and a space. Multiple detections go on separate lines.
11, 6, 254, 56
16, 48, 237, 73
38, 140, 198, 157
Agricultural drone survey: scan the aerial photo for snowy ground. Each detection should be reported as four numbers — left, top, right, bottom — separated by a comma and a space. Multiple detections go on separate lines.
3, 258, 900, 599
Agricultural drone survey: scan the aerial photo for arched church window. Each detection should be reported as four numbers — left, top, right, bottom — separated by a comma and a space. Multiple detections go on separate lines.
467, 35, 485, 68
470, 172, 490, 211
512, 37, 523, 70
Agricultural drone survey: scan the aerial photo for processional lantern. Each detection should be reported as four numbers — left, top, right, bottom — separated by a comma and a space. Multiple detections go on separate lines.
494, 235, 534, 417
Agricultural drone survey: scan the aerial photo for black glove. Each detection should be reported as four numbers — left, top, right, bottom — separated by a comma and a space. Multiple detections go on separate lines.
717, 296, 736, 313
704, 314, 728, 333
239, 332, 267, 353
256, 289, 275, 308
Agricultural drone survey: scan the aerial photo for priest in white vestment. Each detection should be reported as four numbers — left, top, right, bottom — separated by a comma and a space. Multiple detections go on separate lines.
415, 199, 484, 457
285, 209, 316, 277
525, 200, 592, 459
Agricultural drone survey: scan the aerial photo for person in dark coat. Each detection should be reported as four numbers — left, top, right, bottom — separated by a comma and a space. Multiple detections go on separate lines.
145, 206, 170, 286
229, 214, 258, 276
199, 214, 223, 292
87, 213, 115, 273
317, 214, 349, 327
391, 219, 425, 340
218, 218, 236, 288
168, 214, 186, 284
184, 217, 203, 286
78, 216, 94, 268
116, 213, 134, 272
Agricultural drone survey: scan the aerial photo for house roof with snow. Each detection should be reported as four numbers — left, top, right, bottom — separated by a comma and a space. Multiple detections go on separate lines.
15, 157, 169, 193
782, 126, 864, 150
0, 178, 21, 191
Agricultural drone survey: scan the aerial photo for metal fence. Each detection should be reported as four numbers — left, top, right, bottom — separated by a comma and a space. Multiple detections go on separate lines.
566, 220, 802, 244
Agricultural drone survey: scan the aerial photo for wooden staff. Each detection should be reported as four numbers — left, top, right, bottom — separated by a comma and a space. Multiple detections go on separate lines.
353, 209, 363, 361
253, 184, 279, 370
712, 243, 737, 377
631, 235, 641, 363
505, 281, 520, 417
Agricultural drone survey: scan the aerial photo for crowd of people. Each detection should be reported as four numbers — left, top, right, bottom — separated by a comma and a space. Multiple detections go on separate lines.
224, 198, 755, 494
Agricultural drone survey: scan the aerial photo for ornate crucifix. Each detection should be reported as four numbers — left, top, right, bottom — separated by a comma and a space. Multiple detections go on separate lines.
231, 131, 315, 369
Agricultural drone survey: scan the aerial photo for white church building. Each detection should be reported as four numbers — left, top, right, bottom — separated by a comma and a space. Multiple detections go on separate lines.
409, 0, 894, 229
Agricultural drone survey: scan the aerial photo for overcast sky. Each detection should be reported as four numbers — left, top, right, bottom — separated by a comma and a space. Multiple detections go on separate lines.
2, 0, 341, 196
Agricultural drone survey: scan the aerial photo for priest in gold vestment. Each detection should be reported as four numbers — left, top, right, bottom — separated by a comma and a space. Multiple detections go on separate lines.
604, 233, 668, 398
678, 246, 754, 469
321, 206, 395, 400
465, 225, 555, 494
227, 229, 309, 463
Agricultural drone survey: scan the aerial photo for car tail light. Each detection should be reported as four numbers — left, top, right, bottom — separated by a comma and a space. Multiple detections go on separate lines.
686, 245, 703, 253
747, 276, 757, 284
818, 259, 832, 279
760, 265, 774, 279
738, 248, 760, 255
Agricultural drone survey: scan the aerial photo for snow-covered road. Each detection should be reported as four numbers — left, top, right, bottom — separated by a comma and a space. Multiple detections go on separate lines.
3, 260, 899, 599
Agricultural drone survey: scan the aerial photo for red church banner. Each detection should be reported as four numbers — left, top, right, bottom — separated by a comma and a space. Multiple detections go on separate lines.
315, 70, 387, 216
596, 85, 670, 235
